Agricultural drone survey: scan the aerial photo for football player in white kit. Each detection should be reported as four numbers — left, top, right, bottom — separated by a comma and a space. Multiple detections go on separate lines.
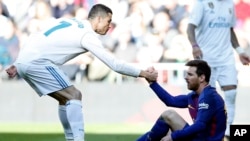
5, 4, 158, 141
187, 0, 250, 140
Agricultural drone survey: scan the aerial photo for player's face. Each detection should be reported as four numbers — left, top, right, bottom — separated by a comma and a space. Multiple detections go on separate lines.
185, 67, 200, 91
96, 13, 112, 35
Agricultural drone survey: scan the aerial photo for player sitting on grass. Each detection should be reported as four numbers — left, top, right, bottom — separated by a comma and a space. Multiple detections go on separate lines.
137, 60, 227, 141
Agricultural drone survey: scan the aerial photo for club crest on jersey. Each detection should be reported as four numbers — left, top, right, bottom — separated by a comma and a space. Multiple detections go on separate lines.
208, 2, 214, 9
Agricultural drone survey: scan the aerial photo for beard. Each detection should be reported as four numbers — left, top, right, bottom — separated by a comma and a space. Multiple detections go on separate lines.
187, 83, 199, 91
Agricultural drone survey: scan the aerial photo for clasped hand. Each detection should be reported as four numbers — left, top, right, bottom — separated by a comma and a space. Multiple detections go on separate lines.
145, 66, 158, 83
5, 65, 17, 78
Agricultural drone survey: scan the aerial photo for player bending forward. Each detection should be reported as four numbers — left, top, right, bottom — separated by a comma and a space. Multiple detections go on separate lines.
6, 4, 157, 141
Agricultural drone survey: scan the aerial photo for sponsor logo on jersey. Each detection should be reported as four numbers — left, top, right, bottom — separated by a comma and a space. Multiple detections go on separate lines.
208, 22, 231, 28
198, 102, 209, 109
208, 16, 231, 28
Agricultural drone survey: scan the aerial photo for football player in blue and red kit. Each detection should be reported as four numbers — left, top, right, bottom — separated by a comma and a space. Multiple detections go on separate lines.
137, 59, 227, 141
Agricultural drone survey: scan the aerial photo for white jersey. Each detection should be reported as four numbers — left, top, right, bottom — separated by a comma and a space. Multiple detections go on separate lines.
188, 0, 236, 67
15, 18, 140, 77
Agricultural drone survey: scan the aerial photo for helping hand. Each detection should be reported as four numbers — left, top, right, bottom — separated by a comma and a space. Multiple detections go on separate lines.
5, 65, 17, 78
145, 66, 158, 83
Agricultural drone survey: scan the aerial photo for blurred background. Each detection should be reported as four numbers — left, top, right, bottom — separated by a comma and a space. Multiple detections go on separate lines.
0, 0, 250, 140
1, 0, 250, 83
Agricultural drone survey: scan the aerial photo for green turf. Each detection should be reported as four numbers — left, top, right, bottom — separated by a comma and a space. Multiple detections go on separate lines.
0, 133, 141, 141
0, 122, 152, 141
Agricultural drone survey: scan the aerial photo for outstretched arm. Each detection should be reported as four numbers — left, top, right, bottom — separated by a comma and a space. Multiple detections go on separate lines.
231, 28, 250, 65
149, 82, 189, 108
81, 33, 158, 81
146, 67, 189, 107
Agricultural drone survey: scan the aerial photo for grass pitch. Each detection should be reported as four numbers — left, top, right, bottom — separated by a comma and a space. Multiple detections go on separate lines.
0, 122, 151, 141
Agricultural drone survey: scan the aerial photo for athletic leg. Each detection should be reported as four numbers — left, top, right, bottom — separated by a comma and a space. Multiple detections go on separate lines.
16, 63, 85, 141
218, 65, 238, 138
49, 86, 84, 141
137, 117, 169, 141
137, 109, 187, 141
66, 99, 84, 141
222, 87, 237, 137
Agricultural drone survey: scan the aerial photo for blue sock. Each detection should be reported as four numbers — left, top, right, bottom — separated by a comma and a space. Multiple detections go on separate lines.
137, 117, 169, 141
136, 132, 150, 141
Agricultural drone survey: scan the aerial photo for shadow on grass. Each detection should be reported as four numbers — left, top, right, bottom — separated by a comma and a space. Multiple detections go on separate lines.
0, 133, 141, 141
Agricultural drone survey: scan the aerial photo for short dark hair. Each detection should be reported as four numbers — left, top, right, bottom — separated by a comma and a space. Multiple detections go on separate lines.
185, 60, 211, 82
88, 4, 113, 19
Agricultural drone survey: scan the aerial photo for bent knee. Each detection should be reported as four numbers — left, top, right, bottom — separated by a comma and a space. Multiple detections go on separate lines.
64, 86, 82, 100
49, 86, 82, 105
59, 86, 82, 101
161, 109, 178, 121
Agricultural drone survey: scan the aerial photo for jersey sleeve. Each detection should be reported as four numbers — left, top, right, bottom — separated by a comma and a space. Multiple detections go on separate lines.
188, 0, 204, 26
80, 32, 141, 77
171, 89, 218, 140
150, 82, 189, 108
231, 3, 237, 27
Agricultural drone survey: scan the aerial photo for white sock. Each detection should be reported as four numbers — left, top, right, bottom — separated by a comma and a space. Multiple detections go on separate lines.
224, 89, 236, 136
66, 100, 84, 141
59, 105, 74, 140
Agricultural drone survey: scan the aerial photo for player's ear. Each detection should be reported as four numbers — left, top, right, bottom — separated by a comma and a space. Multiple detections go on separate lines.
199, 74, 206, 83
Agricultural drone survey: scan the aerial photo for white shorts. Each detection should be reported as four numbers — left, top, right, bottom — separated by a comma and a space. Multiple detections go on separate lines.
209, 65, 238, 88
15, 60, 72, 96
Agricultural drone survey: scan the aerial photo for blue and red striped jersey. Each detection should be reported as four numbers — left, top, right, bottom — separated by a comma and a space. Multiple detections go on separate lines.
149, 82, 227, 141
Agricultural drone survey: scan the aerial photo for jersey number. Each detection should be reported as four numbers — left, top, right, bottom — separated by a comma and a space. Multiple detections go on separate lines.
44, 21, 72, 36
